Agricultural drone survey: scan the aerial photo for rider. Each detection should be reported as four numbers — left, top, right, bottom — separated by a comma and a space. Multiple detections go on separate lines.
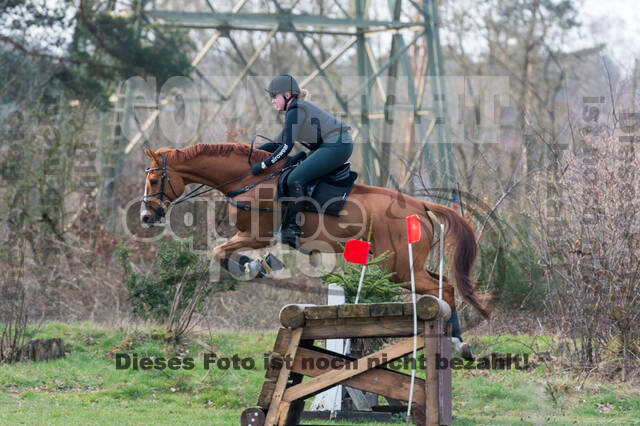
250, 74, 353, 247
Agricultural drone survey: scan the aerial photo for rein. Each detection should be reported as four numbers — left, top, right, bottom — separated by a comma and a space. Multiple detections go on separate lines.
144, 152, 290, 215
248, 134, 274, 166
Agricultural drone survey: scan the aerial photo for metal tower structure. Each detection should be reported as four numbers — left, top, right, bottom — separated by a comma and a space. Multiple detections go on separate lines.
122, 0, 456, 191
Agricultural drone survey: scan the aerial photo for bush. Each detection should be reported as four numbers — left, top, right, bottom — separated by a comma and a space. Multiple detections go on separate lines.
476, 221, 544, 310
117, 238, 215, 322
321, 251, 405, 303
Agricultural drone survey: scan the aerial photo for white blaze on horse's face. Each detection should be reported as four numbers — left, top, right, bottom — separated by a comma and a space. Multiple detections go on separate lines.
140, 180, 152, 224
140, 172, 166, 225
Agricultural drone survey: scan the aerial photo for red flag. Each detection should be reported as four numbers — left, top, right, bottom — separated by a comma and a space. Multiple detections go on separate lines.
343, 239, 370, 266
406, 215, 421, 244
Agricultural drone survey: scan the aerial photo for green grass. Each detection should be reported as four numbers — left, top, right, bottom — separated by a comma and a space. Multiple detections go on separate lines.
0, 322, 638, 425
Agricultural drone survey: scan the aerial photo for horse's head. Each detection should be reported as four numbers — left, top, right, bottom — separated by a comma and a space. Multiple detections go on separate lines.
140, 147, 186, 225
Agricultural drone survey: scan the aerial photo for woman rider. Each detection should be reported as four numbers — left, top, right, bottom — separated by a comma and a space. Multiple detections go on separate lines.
250, 74, 354, 247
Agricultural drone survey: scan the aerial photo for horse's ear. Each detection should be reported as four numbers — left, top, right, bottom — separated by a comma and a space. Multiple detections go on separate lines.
144, 147, 159, 163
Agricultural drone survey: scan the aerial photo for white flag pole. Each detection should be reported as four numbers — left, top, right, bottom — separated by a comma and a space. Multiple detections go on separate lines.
406, 241, 417, 424
439, 223, 445, 300
354, 263, 366, 304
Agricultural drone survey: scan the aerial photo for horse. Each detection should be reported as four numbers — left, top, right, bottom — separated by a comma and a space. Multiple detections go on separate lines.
139, 143, 491, 325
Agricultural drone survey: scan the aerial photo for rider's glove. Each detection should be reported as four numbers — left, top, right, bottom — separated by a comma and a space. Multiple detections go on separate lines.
250, 162, 266, 176
285, 151, 307, 168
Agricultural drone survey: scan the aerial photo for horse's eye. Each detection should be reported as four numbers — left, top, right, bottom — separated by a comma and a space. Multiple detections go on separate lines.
150, 179, 158, 185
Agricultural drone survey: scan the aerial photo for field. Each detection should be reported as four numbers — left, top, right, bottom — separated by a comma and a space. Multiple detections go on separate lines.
1, 322, 638, 425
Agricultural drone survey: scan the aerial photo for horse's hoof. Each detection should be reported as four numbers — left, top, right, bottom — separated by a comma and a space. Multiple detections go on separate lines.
452, 337, 474, 361
244, 259, 268, 278
264, 253, 284, 271
460, 342, 474, 361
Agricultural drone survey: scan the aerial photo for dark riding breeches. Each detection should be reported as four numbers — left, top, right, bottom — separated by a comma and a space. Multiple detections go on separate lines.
286, 133, 353, 187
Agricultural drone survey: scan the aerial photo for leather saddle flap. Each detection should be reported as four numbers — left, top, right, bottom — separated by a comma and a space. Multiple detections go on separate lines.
276, 162, 358, 217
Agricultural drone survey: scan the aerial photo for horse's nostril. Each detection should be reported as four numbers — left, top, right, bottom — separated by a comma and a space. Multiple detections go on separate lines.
142, 215, 150, 224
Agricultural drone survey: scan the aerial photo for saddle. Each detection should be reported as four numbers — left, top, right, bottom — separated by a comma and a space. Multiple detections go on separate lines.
277, 153, 358, 217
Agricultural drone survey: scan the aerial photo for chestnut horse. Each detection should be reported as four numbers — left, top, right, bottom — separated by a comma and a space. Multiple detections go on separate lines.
140, 143, 490, 320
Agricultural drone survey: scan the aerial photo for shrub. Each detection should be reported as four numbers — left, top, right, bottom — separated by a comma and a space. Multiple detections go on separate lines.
321, 251, 405, 303
117, 238, 214, 322
476, 222, 544, 310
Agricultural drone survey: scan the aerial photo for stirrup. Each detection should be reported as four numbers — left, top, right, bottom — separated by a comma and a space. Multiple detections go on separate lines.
264, 253, 284, 271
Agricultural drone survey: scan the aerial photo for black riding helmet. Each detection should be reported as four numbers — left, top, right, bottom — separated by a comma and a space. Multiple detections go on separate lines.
265, 74, 300, 108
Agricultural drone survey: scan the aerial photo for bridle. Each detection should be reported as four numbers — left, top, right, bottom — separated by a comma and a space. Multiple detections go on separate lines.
143, 147, 293, 220
142, 153, 178, 220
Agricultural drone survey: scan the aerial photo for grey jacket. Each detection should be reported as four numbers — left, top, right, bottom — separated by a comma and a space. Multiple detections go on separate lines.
264, 99, 351, 167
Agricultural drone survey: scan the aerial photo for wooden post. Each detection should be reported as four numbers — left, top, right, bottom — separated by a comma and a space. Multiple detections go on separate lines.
424, 320, 439, 426
241, 407, 266, 426
423, 318, 452, 426
264, 328, 303, 426
438, 321, 452, 425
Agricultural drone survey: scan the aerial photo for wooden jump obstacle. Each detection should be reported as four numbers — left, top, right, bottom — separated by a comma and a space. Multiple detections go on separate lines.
241, 295, 453, 426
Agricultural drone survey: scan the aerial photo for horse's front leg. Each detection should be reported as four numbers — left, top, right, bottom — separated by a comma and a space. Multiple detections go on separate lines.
212, 231, 272, 278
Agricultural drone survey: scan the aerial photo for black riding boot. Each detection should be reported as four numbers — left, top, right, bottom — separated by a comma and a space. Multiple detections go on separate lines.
279, 183, 305, 247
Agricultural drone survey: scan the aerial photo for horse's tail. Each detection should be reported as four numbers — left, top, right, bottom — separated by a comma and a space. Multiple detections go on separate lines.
424, 203, 491, 320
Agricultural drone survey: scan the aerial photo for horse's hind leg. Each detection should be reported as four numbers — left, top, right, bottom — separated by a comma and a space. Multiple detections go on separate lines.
370, 232, 468, 352
371, 228, 455, 306
426, 269, 449, 284
413, 271, 455, 309
414, 271, 469, 356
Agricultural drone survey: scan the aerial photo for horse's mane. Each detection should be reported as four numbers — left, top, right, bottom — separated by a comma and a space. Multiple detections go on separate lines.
159, 143, 271, 163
